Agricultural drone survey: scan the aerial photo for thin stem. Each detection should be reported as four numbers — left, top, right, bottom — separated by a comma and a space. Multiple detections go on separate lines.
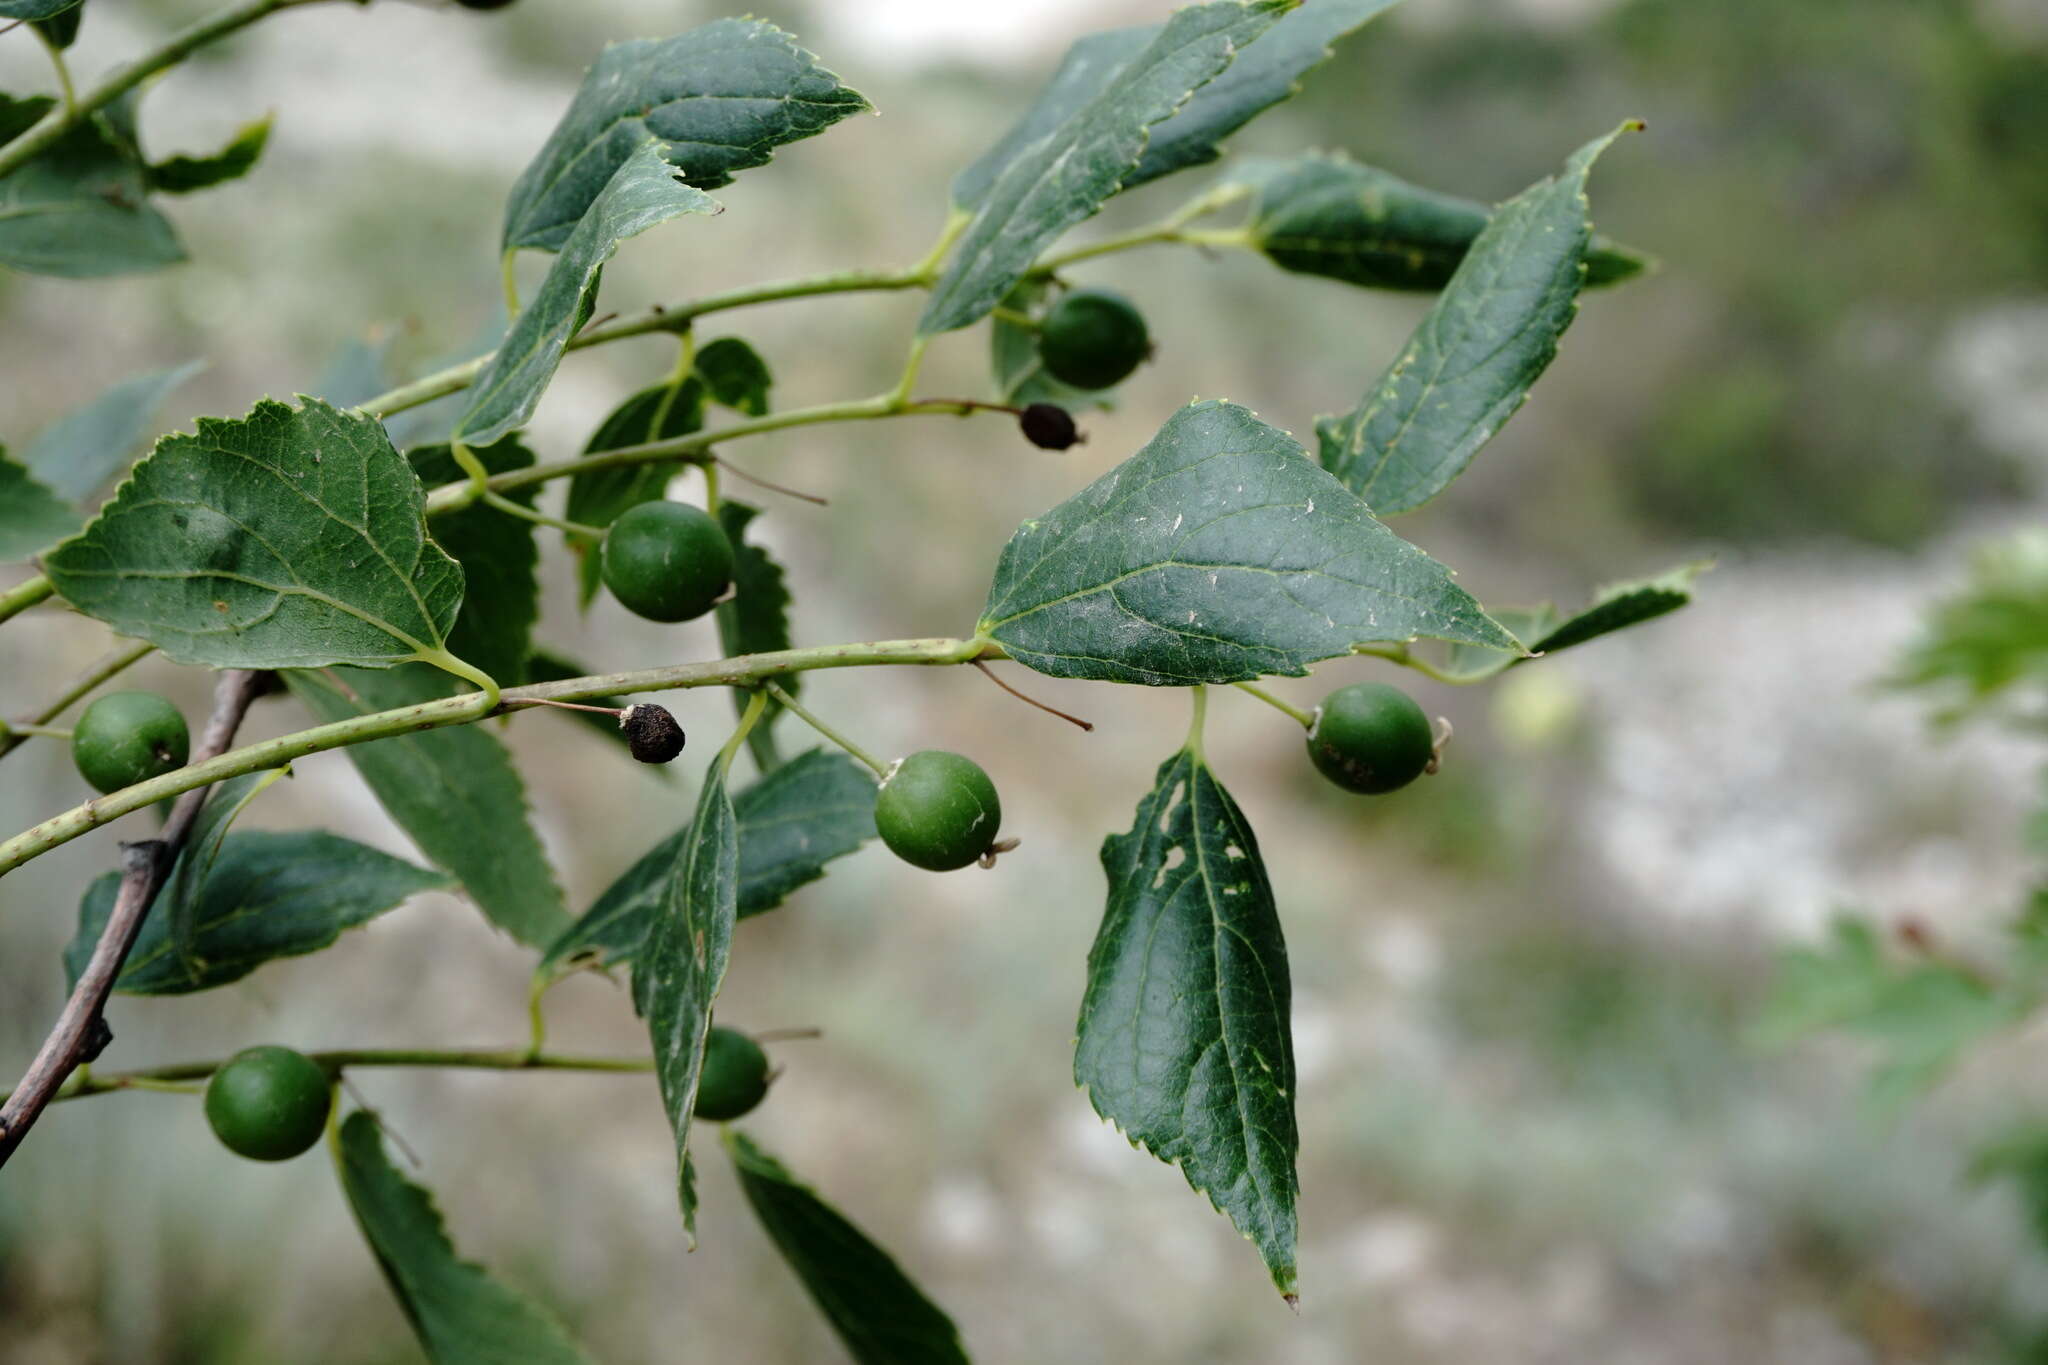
30, 22, 78, 118
0, 637, 994, 877
500, 246, 521, 319
701, 461, 722, 517
1185, 684, 1209, 761
0, 723, 72, 741
413, 649, 499, 713
1031, 184, 1254, 276
480, 490, 604, 539
1233, 681, 1314, 729
16, 1048, 658, 1107
524, 973, 549, 1062
711, 456, 828, 506
1353, 643, 1464, 686
0, 639, 157, 765
764, 681, 886, 777
0, 0, 339, 182
720, 688, 769, 777
120, 1077, 203, 1095
0, 576, 54, 626
971, 660, 1093, 732
906, 206, 972, 281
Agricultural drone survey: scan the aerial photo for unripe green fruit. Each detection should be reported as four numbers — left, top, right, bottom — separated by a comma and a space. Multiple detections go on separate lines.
875, 750, 1002, 872
694, 1027, 770, 1121
600, 501, 734, 623
71, 691, 190, 794
204, 1046, 332, 1161
1306, 682, 1435, 795
1037, 288, 1151, 390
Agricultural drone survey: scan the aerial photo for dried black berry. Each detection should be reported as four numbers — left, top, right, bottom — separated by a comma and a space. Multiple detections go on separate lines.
620, 704, 685, 764
1018, 403, 1081, 451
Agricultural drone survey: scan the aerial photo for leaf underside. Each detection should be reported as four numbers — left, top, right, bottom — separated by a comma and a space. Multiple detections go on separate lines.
1078, 747, 1299, 1296
978, 399, 1516, 685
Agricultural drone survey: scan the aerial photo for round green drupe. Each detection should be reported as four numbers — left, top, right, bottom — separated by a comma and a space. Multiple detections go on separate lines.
694, 1027, 771, 1122
875, 750, 1002, 872
204, 1046, 332, 1162
71, 691, 190, 794
600, 501, 734, 623
1037, 288, 1151, 390
1305, 682, 1435, 795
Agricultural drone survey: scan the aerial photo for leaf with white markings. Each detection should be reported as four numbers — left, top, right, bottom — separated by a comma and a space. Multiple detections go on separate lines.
1437, 561, 1705, 682
336, 1113, 597, 1364
65, 831, 446, 995
1078, 745, 1299, 1297
0, 93, 182, 278
44, 399, 466, 671
639, 752, 740, 1241
285, 665, 568, 950
409, 438, 539, 685
1232, 151, 1651, 292
23, 359, 203, 502
0, 446, 78, 562
460, 140, 719, 447
501, 18, 867, 253
539, 749, 876, 979
977, 399, 1516, 685
1317, 124, 1639, 513
921, 1, 1292, 336
725, 1130, 971, 1365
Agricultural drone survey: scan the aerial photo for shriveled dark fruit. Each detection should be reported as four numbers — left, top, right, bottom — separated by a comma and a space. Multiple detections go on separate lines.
1018, 403, 1081, 450
620, 703, 685, 763
1037, 288, 1151, 390
875, 750, 1002, 872
600, 500, 734, 623
204, 1046, 332, 1162
71, 691, 190, 794
453, 0, 519, 9
694, 1027, 771, 1121
1306, 682, 1435, 795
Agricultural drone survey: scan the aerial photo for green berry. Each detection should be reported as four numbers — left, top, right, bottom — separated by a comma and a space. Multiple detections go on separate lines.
694, 1027, 770, 1121
600, 501, 734, 623
204, 1046, 332, 1162
1306, 683, 1435, 795
1037, 288, 1151, 390
71, 691, 189, 794
875, 750, 1002, 872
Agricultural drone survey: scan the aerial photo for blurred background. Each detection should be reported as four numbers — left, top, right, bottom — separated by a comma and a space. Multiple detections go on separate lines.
2, 0, 2047, 1360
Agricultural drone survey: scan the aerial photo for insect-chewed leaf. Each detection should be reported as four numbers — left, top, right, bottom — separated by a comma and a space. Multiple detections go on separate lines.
1078, 746, 1299, 1297
921, 1, 1292, 337
977, 399, 1516, 685
460, 139, 719, 448
146, 114, 271, 195
0, 93, 182, 278
539, 749, 877, 979
43, 398, 464, 671
716, 501, 796, 766
639, 755, 740, 1242
65, 830, 446, 995
1316, 124, 1639, 515
22, 359, 203, 502
409, 438, 539, 685
725, 1130, 971, 1365
501, 18, 867, 253
695, 337, 773, 416
0, 445, 78, 562
1436, 560, 1706, 683
335, 1112, 597, 1365
1231, 151, 1652, 292
285, 665, 568, 950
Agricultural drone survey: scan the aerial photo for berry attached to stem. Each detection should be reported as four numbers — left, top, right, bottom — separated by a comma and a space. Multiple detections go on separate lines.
1037, 288, 1151, 390
71, 691, 189, 794
694, 1027, 771, 1121
203, 1046, 332, 1162
1305, 682, 1436, 795
600, 500, 734, 623
1018, 403, 1081, 450
875, 750, 1003, 872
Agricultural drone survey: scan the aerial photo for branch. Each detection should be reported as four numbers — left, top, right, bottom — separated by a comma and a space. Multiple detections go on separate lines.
0, 669, 266, 1165
0, 575, 54, 627
0, 637, 998, 879
0, 639, 156, 765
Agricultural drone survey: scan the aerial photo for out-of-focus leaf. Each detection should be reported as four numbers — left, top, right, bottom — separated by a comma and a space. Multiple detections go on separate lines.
0, 92, 182, 278
0, 0, 83, 19
408, 438, 539, 685
161, 768, 288, 973
0, 445, 78, 562
29, 3, 81, 48
989, 279, 1113, 411
1436, 561, 1706, 683
978, 399, 1516, 685
566, 376, 705, 606
22, 358, 203, 502
1891, 531, 2048, 721
715, 501, 795, 767
146, 114, 271, 195
695, 337, 772, 416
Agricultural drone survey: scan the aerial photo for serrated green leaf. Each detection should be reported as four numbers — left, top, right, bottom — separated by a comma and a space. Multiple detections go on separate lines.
725, 1130, 971, 1365
0, 92, 182, 278
0, 445, 79, 562
501, 19, 867, 253
539, 749, 876, 978
335, 1112, 596, 1365
1233, 151, 1651, 292
977, 399, 1516, 686
1890, 531, 2048, 720
715, 501, 795, 767
921, 1, 1293, 337
163, 767, 288, 975
461, 140, 718, 447
147, 114, 270, 195
45, 398, 465, 671
566, 376, 705, 607
0, 0, 82, 18
22, 358, 203, 502
65, 831, 446, 995
950, 27, 1151, 213
1436, 561, 1705, 683
695, 337, 772, 416
639, 753, 739, 1242
989, 279, 1113, 411
1317, 125, 1637, 514
408, 438, 538, 685
285, 665, 568, 949
1078, 746, 1298, 1296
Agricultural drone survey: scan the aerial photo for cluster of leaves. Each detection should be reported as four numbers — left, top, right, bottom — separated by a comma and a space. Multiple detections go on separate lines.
0, 4, 1699, 1359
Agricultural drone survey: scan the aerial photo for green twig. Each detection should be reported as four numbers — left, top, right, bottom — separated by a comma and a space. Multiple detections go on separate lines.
764, 681, 887, 777
29, 22, 78, 118
0, 723, 72, 741
16, 1048, 657, 1106
0, 639, 156, 765
0, 577, 54, 626
1233, 681, 1314, 729
1354, 643, 1464, 685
